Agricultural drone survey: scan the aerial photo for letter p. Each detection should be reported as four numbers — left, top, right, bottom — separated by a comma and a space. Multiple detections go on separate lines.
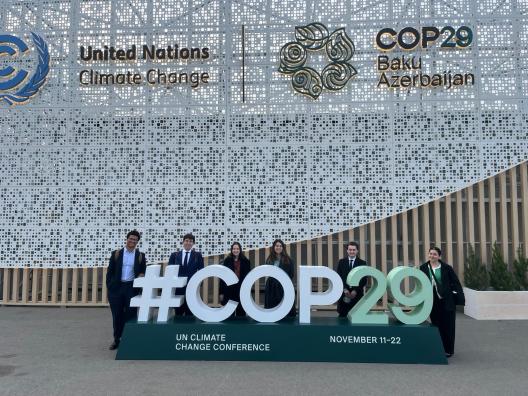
298, 266, 343, 324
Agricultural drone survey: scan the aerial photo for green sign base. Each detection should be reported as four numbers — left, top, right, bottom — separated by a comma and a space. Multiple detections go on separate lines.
116, 317, 447, 364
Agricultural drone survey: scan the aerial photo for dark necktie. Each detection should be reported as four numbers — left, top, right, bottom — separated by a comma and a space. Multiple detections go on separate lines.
184, 251, 189, 266
349, 259, 354, 269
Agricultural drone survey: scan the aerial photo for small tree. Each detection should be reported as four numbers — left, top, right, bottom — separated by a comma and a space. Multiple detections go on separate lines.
464, 245, 489, 290
512, 248, 528, 291
489, 243, 515, 291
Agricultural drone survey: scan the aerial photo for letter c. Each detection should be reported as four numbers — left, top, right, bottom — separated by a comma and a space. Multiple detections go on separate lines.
376, 28, 397, 50
185, 265, 239, 322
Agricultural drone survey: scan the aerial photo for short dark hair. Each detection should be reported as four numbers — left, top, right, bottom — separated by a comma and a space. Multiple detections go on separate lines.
182, 233, 195, 243
126, 230, 141, 241
347, 241, 359, 249
429, 246, 442, 256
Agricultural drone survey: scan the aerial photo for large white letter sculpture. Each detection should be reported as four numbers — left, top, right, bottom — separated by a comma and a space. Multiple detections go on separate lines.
239, 265, 295, 323
186, 265, 239, 322
298, 266, 343, 324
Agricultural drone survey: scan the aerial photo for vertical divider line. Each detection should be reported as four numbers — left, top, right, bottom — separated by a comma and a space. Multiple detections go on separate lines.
242, 24, 245, 103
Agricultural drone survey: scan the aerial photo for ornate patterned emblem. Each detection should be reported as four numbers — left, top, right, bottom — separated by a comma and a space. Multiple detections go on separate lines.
278, 23, 356, 99
0, 32, 50, 105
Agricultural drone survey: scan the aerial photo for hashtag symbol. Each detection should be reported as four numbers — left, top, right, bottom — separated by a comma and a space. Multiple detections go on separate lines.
130, 264, 188, 322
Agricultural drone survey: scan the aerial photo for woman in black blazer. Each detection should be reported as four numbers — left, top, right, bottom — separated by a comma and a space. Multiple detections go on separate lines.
219, 242, 251, 317
264, 239, 296, 317
419, 246, 464, 357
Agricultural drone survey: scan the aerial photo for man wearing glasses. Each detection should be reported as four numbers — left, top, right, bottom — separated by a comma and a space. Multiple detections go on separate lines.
106, 230, 146, 350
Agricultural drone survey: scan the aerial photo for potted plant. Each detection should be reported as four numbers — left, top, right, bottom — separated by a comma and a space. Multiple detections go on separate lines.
463, 243, 528, 320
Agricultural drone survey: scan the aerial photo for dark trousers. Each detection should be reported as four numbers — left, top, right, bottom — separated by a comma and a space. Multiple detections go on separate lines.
430, 296, 456, 354
108, 281, 136, 342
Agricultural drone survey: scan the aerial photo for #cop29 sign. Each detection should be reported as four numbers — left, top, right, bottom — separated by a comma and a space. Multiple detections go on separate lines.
131, 264, 434, 325
0, 33, 50, 105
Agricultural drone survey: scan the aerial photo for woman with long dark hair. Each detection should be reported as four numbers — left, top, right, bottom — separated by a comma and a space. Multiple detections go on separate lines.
419, 246, 464, 357
264, 239, 295, 317
219, 242, 251, 317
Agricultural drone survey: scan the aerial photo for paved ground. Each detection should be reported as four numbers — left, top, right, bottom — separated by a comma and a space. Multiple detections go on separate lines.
0, 306, 527, 396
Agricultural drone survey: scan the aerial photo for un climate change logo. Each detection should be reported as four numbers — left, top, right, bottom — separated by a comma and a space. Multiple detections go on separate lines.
278, 23, 357, 99
0, 33, 49, 105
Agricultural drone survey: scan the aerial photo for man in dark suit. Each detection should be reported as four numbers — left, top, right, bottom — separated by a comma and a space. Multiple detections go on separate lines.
106, 229, 146, 350
168, 233, 204, 316
336, 241, 368, 317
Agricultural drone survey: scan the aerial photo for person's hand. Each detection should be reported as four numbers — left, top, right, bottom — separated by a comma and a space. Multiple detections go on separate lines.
219, 294, 224, 302
350, 290, 357, 299
344, 290, 351, 297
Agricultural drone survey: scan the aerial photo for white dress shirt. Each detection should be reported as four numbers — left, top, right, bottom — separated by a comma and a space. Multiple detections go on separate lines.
121, 248, 135, 281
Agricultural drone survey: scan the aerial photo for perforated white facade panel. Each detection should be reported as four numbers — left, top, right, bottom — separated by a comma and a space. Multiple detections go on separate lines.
0, 0, 527, 266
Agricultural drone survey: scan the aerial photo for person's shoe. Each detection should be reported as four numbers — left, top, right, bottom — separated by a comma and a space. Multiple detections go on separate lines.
109, 341, 119, 350
445, 352, 453, 358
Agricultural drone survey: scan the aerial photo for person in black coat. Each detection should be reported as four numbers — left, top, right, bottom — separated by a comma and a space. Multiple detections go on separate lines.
336, 241, 368, 317
419, 246, 464, 357
106, 230, 147, 350
264, 239, 296, 317
219, 242, 251, 317
167, 233, 204, 317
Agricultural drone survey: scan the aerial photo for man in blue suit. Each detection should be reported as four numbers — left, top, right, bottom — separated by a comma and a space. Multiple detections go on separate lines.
168, 233, 204, 316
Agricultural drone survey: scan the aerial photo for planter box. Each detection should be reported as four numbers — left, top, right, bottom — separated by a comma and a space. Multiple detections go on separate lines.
463, 287, 528, 320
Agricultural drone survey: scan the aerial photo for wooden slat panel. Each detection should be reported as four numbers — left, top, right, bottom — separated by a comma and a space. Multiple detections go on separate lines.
21, 268, 29, 303
434, 199, 441, 249
380, 219, 387, 306
478, 181, 487, 263
499, 172, 509, 263
510, 168, 520, 256
51, 269, 58, 303
102, 267, 108, 303
521, 162, 528, 254
213, 256, 219, 306
467, 185, 475, 247
445, 194, 454, 267
359, 225, 366, 259
31, 268, 39, 303
369, 222, 376, 268
412, 208, 420, 266
422, 203, 430, 253
306, 239, 312, 266
317, 237, 323, 292
91, 267, 98, 303
11, 268, 20, 302
390, 215, 398, 267
253, 249, 260, 305
42, 269, 49, 303
456, 190, 464, 278
337, 231, 344, 267
82, 268, 89, 303
3, 268, 11, 303
61, 268, 69, 304
401, 212, 409, 293
71, 268, 78, 303
489, 176, 497, 247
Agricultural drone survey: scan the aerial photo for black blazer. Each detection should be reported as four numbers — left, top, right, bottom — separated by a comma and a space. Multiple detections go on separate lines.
336, 257, 368, 295
168, 249, 204, 282
419, 260, 464, 311
219, 255, 251, 302
106, 248, 147, 292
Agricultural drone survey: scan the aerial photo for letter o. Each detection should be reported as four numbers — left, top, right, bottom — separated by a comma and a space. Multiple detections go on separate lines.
240, 265, 295, 323
397, 27, 420, 50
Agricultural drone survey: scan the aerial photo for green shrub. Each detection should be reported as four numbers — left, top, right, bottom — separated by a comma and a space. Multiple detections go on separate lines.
464, 245, 489, 290
489, 243, 515, 291
512, 248, 528, 291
